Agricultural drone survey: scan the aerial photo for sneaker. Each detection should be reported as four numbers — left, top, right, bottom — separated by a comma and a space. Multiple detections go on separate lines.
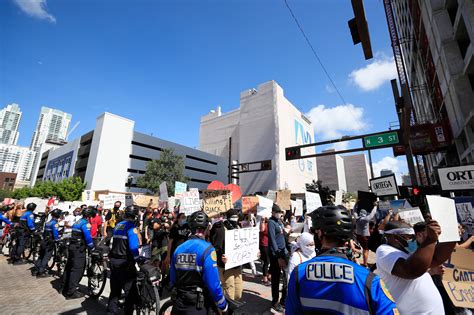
31, 270, 38, 276
37, 272, 49, 278
64, 291, 85, 300
272, 303, 284, 313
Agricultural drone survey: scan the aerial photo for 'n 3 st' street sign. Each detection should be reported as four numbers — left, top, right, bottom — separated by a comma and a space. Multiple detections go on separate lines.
363, 131, 399, 148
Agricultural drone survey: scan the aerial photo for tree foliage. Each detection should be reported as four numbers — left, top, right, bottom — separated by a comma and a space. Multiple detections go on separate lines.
305, 179, 333, 206
136, 148, 188, 195
10, 177, 86, 201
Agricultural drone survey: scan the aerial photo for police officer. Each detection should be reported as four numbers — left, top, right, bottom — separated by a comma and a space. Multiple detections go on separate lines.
62, 206, 95, 299
33, 208, 61, 277
107, 205, 142, 315
286, 205, 398, 314
11, 203, 37, 265
170, 211, 228, 315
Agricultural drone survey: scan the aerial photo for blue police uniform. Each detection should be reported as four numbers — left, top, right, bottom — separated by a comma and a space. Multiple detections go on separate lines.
12, 211, 36, 263
170, 236, 228, 314
0, 213, 12, 226
63, 218, 94, 297
286, 253, 398, 315
107, 219, 141, 314
34, 219, 60, 275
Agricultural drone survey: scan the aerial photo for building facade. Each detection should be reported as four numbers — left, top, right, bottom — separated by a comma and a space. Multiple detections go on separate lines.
0, 103, 22, 145
199, 81, 318, 194
0, 144, 36, 183
391, 0, 474, 184
342, 154, 370, 193
30, 107, 71, 151
315, 150, 347, 192
33, 112, 228, 192
0, 172, 17, 190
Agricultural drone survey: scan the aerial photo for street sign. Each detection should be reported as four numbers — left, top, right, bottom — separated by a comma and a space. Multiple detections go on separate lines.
363, 131, 399, 148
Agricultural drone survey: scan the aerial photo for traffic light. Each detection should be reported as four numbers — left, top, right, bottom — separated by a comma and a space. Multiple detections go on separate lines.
261, 160, 272, 170
413, 186, 421, 196
285, 147, 301, 160
349, 0, 373, 60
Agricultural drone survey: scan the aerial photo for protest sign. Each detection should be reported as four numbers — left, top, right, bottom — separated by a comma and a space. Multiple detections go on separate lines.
357, 191, 377, 213
168, 197, 176, 210
427, 195, 460, 243
224, 227, 259, 270
82, 190, 95, 202
203, 190, 232, 218
242, 196, 259, 214
257, 195, 273, 218
295, 199, 303, 216
160, 182, 169, 201
305, 191, 322, 214
276, 190, 291, 210
335, 191, 343, 206
25, 197, 48, 213
99, 194, 126, 209
125, 194, 133, 207
180, 190, 201, 216
266, 190, 277, 202
442, 266, 474, 308
133, 195, 159, 208
455, 201, 474, 235
370, 174, 399, 196
290, 200, 297, 212
175, 181, 187, 196
398, 207, 425, 225
449, 248, 474, 271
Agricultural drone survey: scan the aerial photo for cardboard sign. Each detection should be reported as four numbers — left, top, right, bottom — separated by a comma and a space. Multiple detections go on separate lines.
449, 248, 474, 271
427, 195, 460, 243
276, 189, 291, 210
133, 195, 159, 208
370, 174, 399, 196
224, 227, 259, 270
438, 165, 474, 191
125, 194, 133, 207
160, 182, 169, 201
202, 190, 232, 218
242, 196, 259, 214
175, 181, 187, 196
398, 207, 425, 226
335, 190, 343, 206
180, 190, 201, 216
257, 195, 273, 218
305, 191, 322, 214
266, 190, 277, 202
295, 199, 303, 216
455, 201, 474, 235
442, 266, 474, 308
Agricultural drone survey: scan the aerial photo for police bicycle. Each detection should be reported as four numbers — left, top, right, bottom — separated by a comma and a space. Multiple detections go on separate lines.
135, 261, 161, 315
22, 231, 42, 261
158, 296, 245, 315
85, 240, 109, 298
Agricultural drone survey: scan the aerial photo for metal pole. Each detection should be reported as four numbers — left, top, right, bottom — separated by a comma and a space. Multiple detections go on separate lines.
368, 149, 375, 178
228, 137, 232, 184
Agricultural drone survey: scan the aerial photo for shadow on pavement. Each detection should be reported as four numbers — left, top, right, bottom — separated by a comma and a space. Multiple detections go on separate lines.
58, 297, 108, 315
239, 289, 272, 315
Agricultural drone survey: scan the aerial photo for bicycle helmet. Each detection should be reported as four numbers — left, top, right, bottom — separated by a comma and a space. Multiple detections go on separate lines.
50, 208, 63, 219
310, 205, 353, 241
27, 203, 37, 212
188, 211, 209, 232
82, 206, 96, 218
124, 205, 139, 219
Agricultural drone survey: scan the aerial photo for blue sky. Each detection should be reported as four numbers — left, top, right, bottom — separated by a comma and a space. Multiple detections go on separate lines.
1, 0, 408, 180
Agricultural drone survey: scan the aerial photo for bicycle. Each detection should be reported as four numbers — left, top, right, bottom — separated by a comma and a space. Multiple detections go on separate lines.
159, 296, 245, 315
23, 232, 42, 262
135, 262, 161, 315
86, 245, 109, 298
52, 238, 69, 277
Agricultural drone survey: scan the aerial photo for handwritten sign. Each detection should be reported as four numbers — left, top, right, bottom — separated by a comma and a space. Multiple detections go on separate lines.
175, 181, 187, 197
427, 195, 460, 243
455, 202, 474, 235
257, 195, 273, 218
133, 195, 159, 208
305, 191, 322, 214
398, 207, 425, 225
442, 266, 474, 308
224, 227, 259, 270
180, 190, 201, 216
295, 199, 303, 216
276, 189, 291, 210
160, 182, 169, 201
242, 196, 259, 214
203, 190, 232, 218
99, 193, 126, 209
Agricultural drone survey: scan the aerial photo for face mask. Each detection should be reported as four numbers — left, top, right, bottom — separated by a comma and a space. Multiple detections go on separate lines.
179, 219, 187, 226
113, 206, 119, 211
405, 239, 418, 254
301, 245, 316, 258
273, 213, 282, 220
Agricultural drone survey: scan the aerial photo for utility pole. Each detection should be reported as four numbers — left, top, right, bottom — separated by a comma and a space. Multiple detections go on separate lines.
368, 149, 374, 178
228, 137, 232, 184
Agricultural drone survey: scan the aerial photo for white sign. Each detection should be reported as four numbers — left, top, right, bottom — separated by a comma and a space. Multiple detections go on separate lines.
175, 181, 187, 196
305, 191, 322, 214
290, 200, 297, 213
398, 207, 425, 226
168, 197, 177, 211
266, 190, 277, 202
257, 195, 273, 218
99, 194, 126, 209
180, 190, 201, 216
427, 195, 460, 243
295, 199, 303, 216
224, 227, 259, 270
455, 202, 474, 235
160, 182, 169, 201
438, 165, 474, 191
335, 191, 343, 206
25, 198, 49, 213
370, 174, 399, 196
82, 190, 95, 202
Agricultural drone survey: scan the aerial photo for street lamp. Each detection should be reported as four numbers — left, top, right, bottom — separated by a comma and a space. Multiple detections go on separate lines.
127, 175, 134, 192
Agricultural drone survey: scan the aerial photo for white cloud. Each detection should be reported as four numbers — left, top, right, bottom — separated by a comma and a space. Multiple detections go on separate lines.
325, 84, 335, 94
13, 0, 56, 23
372, 156, 407, 184
349, 56, 397, 91
306, 104, 368, 141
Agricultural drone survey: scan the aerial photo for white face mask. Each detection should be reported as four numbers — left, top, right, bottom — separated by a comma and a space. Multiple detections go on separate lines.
300, 245, 316, 258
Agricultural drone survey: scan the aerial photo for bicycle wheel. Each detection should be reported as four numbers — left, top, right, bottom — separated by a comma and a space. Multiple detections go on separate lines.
32, 238, 42, 262
137, 285, 160, 315
22, 236, 32, 260
47, 245, 57, 270
158, 299, 173, 315
88, 259, 107, 298
7, 237, 15, 257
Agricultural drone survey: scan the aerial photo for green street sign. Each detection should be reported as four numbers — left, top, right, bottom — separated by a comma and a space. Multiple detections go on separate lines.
363, 132, 399, 148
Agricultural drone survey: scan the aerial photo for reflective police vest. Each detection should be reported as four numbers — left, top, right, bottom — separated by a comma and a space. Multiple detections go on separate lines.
44, 219, 60, 241
71, 218, 94, 249
19, 211, 36, 232
286, 253, 398, 315
110, 220, 140, 261
170, 236, 228, 311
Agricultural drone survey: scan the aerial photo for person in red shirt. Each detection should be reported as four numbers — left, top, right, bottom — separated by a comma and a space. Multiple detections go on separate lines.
88, 208, 103, 239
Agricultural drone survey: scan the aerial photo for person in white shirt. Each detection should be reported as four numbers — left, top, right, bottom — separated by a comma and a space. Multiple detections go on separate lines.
375, 220, 456, 314
286, 232, 315, 283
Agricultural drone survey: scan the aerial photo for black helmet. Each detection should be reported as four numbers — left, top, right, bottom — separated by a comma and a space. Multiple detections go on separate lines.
82, 206, 96, 218
310, 205, 353, 241
124, 205, 139, 219
27, 203, 37, 211
50, 208, 63, 218
188, 211, 209, 231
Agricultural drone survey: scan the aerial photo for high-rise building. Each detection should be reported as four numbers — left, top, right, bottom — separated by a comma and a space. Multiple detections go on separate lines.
199, 81, 318, 194
0, 103, 22, 145
402, 174, 412, 186
380, 169, 394, 176
316, 150, 347, 192
389, 0, 474, 184
30, 107, 71, 151
342, 154, 370, 193
0, 144, 36, 183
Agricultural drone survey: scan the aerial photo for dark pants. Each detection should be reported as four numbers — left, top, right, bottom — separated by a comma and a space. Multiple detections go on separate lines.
269, 254, 287, 306
259, 245, 270, 277
107, 258, 138, 315
171, 288, 210, 315
105, 227, 114, 246
13, 229, 28, 262
63, 243, 86, 296
35, 239, 54, 273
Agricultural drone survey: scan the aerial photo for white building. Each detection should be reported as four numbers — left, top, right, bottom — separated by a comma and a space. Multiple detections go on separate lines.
199, 81, 318, 194
0, 103, 22, 145
30, 107, 71, 151
342, 154, 370, 193
32, 112, 228, 192
0, 144, 36, 182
